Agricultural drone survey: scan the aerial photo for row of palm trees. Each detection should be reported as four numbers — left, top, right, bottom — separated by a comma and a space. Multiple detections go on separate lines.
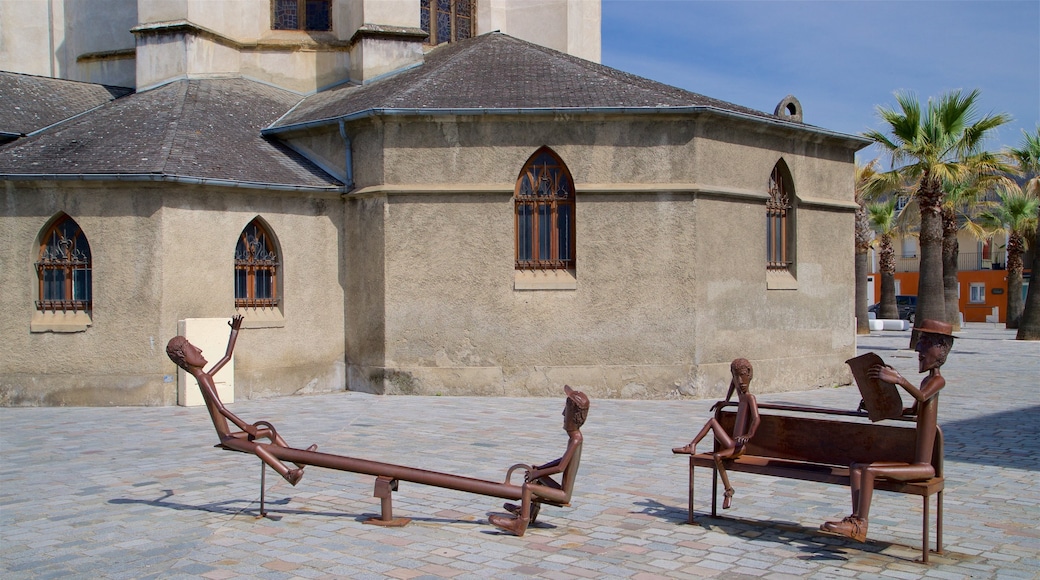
853, 89, 1040, 342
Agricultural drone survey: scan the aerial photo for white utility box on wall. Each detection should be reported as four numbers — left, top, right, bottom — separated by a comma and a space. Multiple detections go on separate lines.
177, 318, 236, 406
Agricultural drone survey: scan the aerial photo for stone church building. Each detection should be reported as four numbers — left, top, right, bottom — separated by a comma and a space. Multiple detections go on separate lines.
0, 0, 868, 406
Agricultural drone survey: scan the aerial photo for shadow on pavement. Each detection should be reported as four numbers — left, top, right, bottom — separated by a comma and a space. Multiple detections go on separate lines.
109, 491, 484, 526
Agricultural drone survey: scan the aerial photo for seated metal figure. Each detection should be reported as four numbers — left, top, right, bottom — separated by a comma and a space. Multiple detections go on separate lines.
821, 319, 954, 542
672, 358, 760, 509
489, 386, 590, 536
166, 315, 316, 486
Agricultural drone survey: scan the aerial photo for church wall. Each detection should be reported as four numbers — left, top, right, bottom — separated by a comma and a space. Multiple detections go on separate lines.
1, 181, 171, 406
0, 180, 346, 406
348, 114, 857, 399
158, 185, 347, 401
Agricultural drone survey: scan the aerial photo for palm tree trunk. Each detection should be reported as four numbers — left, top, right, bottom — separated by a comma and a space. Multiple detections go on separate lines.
1005, 232, 1026, 328
878, 234, 898, 319
914, 177, 946, 347
941, 207, 961, 331
1016, 216, 1040, 339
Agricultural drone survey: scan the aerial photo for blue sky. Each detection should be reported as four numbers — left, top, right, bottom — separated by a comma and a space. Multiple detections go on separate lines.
601, 0, 1039, 165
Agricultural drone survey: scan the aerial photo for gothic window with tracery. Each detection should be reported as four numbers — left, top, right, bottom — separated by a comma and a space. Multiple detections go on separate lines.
766, 162, 794, 271
515, 147, 575, 271
272, 0, 331, 31
420, 0, 474, 45
36, 214, 92, 312
235, 219, 280, 308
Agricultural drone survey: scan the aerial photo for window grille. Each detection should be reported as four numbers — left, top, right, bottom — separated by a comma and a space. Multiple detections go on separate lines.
766, 164, 792, 271
515, 148, 575, 271
273, 0, 331, 31
235, 219, 280, 308
420, 0, 474, 45
36, 215, 92, 312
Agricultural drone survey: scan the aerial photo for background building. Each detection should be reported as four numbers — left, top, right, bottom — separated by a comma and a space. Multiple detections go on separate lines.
1, 0, 868, 406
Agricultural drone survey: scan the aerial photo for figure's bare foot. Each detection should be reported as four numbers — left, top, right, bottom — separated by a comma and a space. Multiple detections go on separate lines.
488, 514, 528, 537
722, 488, 734, 509
821, 516, 867, 542
503, 502, 540, 522
672, 443, 696, 454
285, 468, 304, 486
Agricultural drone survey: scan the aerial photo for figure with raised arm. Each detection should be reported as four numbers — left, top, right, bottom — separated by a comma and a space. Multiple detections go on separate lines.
166, 315, 316, 486
672, 358, 760, 509
821, 319, 954, 542
488, 386, 590, 536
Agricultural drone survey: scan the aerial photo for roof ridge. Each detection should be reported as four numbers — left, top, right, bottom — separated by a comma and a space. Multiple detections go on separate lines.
157, 81, 191, 176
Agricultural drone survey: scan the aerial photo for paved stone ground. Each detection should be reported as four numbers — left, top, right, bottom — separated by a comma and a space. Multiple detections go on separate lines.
2, 323, 1038, 579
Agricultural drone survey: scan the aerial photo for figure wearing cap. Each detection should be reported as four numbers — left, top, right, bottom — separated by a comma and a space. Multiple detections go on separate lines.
490, 385, 589, 536
822, 319, 955, 542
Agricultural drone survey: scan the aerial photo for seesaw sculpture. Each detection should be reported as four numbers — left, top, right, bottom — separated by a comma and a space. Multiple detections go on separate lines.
166, 316, 589, 536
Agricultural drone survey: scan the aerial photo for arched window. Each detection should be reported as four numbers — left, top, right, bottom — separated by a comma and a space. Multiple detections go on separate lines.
272, 0, 331, 31
766, 161, 795, 271
420, 0, 474, 46
235, 219, 280, 308
36, 214, 92, 312
515, 147, 575, 271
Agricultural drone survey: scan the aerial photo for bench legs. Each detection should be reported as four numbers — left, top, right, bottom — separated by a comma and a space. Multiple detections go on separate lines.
687, 456, 944, 563
686, 456, 719, 523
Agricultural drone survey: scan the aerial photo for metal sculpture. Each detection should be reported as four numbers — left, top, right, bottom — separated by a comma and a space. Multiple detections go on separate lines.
488, 386, 589, 536
820, 318, 954, 542
672, 358, 760, 509
166, 317, 589, 534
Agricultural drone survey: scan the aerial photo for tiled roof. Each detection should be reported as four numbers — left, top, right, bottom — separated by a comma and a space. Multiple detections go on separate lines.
273, 32, 780, 130
0, 72, 133, 137
0, 77, 340, 188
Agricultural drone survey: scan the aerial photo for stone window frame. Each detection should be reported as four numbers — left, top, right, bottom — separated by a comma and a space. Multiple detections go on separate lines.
420, 0, 475, 46
234, 217, 285, 327
515, 147, 576, 274
766, 160, 798, 290
766, 160, 796, 272
35, 213, 92, 314
31, 213, 93, 333
272, 0, 332, 31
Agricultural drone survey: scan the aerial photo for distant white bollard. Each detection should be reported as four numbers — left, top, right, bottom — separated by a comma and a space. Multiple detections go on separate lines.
870, 319, 909, 331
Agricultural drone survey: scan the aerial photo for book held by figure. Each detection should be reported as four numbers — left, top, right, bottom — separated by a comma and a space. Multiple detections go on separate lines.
845, 352, 903, 422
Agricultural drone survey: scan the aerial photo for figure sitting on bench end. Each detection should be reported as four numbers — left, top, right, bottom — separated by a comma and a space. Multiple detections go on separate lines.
821, 319, 954, 543
672, 358, 760, 509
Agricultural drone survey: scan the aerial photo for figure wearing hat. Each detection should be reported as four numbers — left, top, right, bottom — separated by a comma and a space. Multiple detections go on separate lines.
489, 385, 590, 536
822, 319, 955, 542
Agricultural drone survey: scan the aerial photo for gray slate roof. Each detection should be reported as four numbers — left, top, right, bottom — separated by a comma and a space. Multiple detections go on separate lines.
0, 76, 340, 188
273, 32, 780, 130
0, 72, 133, 137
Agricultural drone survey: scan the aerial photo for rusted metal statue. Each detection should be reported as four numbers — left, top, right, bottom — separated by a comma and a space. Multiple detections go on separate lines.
488, 386, 590, 536
166, 315, 317, 486
672, 358, 760, 509
821, 319, 954, 542
166, 318, 589, 533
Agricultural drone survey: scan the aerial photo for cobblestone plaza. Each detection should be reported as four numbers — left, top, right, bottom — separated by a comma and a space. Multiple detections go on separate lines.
2, 324, 1037, 579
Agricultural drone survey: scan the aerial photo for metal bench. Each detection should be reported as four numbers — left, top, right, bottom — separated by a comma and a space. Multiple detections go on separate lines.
677, 403, 944, 562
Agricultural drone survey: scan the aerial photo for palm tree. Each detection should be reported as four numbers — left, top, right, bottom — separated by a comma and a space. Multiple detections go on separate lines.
854, 160, 879, 334
864, 90, 1011, 345
1005, 129, 1040, 340
976, 184, 1039, 328
868, 199, 901, 320
939, 161, 1009, 331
